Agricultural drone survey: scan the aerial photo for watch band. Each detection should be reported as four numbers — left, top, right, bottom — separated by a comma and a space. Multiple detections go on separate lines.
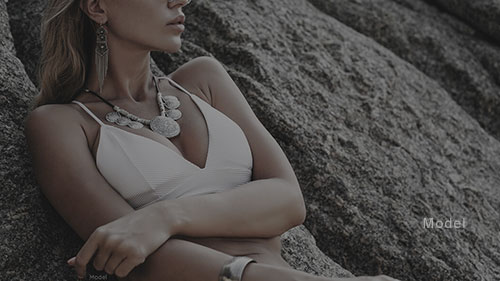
218, 256, 256, 281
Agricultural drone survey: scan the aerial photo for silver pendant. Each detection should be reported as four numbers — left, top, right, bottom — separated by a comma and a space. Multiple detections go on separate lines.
116, 116, 130, 126
166, 109, 182, 120
106, 111, 121, 122
162, 95, 180, 109
150, 115, 180, 138
127, 121, 144, 129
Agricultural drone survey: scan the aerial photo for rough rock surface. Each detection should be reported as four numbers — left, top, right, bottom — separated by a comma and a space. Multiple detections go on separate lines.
281, 225, 354, 278
6, 0, 44, 82
309, 0, 500, 148
430, 0, 500, 44
2, 0, 500, 281
0, 0, 14, 53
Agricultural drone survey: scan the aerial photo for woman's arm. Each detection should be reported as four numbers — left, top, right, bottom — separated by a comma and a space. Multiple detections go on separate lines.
22, 107, 204, 280
156, 177, 306, 239
24, 105, 316, 281
156, 57, 308, 239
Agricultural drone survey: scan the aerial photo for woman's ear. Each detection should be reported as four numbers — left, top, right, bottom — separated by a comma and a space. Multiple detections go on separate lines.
80, 0, 107, 24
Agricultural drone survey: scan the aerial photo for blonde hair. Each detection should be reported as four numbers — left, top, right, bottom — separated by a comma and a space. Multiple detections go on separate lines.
30, 0, 97, 110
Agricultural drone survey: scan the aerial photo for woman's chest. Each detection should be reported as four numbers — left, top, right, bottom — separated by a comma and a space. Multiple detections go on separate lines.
84, 93, 210, 169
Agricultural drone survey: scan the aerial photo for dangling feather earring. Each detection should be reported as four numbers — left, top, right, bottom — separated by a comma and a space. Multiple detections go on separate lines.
95, 23, 109, 95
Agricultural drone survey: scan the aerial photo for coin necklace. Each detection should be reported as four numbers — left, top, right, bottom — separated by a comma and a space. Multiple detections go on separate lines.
80, 75, 182, 138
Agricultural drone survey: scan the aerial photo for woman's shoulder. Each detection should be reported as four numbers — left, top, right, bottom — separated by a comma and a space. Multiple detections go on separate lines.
24, 102, 88, 144
23, 102, 93, 170
164, 56, 224, 106
26, 102, 84, 128
173, 56, 223, 73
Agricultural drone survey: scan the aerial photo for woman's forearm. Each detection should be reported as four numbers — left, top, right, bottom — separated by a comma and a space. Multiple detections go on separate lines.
125, 238, 328, 281
152, 178, 306, 239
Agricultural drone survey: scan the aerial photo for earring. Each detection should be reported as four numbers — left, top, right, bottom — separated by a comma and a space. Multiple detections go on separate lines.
95, 23, 109, 95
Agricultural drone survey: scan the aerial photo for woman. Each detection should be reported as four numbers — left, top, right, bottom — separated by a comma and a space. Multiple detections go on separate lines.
24, 0, 401, 281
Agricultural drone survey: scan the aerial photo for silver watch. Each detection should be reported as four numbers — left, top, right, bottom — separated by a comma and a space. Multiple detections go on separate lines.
218, 256, 256, 281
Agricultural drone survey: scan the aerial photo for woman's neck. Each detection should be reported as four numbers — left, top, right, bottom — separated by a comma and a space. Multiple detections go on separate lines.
84, 39, 156, 104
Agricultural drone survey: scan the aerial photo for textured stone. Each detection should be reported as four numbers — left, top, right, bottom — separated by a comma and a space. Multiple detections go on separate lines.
430, 0, 500, 44
308, 0, 500, 150
281, 225, 355, 278
0, 0, 14, 53
6, 0, 45, 82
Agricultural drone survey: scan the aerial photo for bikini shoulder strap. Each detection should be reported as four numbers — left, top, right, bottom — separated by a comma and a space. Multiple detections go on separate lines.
160, 76, 194, 97
71, 100, 105, 126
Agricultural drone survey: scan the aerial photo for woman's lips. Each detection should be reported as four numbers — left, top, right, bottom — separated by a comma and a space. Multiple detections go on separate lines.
167, 23, 185, 32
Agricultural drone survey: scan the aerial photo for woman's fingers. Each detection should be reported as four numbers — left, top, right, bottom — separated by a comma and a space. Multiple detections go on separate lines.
93, 246, 112, 271
69, 228, 148, 279
73, 229, 102, 278
114, 256, 146, 278
67, 206, 171, 279
104, 252, 127, 275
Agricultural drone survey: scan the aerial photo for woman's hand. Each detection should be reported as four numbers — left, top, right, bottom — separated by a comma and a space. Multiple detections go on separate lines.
66, 204, 173, 279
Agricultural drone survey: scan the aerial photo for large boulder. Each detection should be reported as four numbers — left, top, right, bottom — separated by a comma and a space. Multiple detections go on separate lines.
3, 0, 500, 280
432, 0, 500, 44
0, 0, 14, 53
308, 0, 500, 146
5, 0, 44, 83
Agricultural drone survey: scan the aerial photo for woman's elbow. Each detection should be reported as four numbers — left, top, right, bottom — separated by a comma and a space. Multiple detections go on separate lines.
290, 193, 307, 226
297, 201, 307, 225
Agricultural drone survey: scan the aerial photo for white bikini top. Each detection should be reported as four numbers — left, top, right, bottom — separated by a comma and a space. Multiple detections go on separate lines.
71, 77, 253, 210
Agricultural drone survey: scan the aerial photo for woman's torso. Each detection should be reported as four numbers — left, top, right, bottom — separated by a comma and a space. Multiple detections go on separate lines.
68, 74, 286, 262
71, 76, 253, 209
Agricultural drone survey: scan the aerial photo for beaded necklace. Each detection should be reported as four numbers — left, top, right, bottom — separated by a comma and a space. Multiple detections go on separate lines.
81, 75, 182, 138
